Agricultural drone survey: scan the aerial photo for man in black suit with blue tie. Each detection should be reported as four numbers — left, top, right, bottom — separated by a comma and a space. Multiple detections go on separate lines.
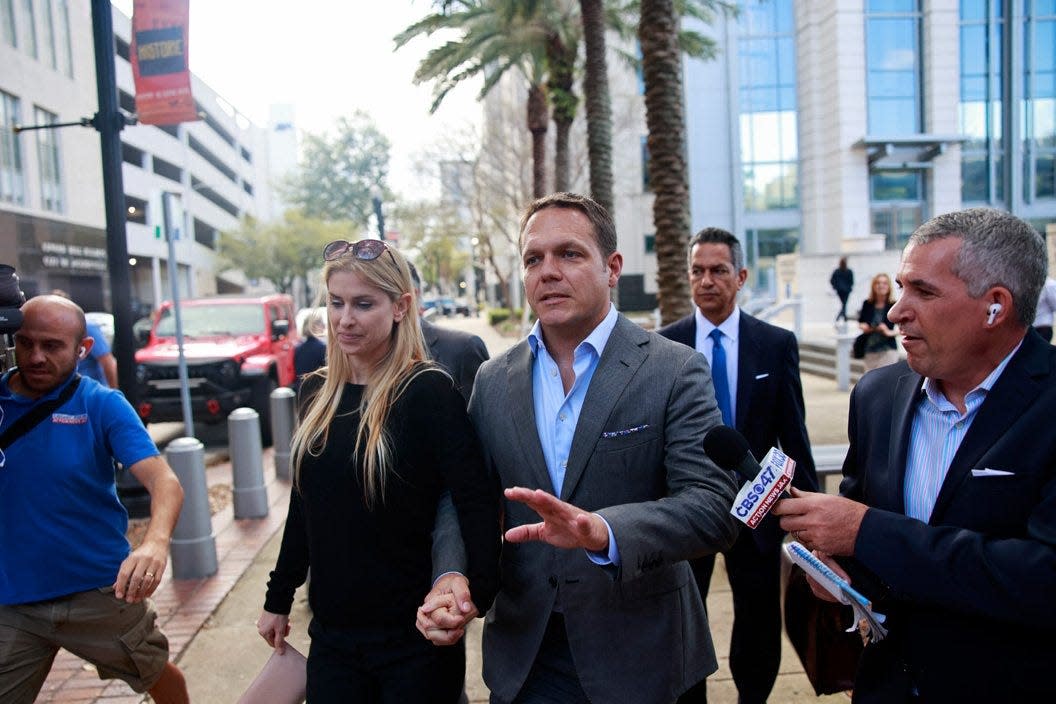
659, 227, 818, 704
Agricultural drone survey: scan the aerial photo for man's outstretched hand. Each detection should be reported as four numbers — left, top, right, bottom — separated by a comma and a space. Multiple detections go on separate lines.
503, 487, 609, 553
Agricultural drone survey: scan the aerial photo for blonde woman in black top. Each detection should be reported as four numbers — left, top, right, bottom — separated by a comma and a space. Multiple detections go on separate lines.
858, 273, 900, 371
257, 239, 499, 703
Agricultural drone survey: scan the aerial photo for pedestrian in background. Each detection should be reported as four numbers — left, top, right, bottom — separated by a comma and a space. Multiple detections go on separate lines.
257, 239, 499, 702
292, 309, 326, 392
858, 273, 900, 371
830, 257, 854, 323
658, 227, 818, 704
1033, 275, 1056, 342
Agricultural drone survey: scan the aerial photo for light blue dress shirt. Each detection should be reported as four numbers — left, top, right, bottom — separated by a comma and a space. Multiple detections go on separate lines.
903, 341, 1021, 521
528, 303, 620, 565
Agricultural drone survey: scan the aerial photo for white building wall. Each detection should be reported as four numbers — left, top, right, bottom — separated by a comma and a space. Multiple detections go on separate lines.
923, 0, 963, 218
796, 1, 872, 254
112, 4, 271, 305
0, 0, 103, 228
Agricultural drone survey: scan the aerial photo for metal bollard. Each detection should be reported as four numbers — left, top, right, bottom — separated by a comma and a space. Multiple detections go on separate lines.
166, 437, 218, 579
270, 387, 296, 481
229, 407, 269, 519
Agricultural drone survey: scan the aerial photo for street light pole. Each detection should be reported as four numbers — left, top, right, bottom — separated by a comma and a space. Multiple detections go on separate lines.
90, 0, 136, 403
371, 191, 385, 241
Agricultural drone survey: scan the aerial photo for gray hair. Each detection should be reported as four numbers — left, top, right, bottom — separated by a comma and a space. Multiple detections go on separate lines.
910, 208, 1047, 327
688, 227, 745, 271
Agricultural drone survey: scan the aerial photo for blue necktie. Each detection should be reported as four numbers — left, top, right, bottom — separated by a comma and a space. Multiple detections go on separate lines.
709, 328, 733, 426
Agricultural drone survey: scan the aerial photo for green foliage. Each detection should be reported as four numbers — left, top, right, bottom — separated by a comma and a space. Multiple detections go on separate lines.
487, 307, 512, 325
220, 211, 350, 294
392, 199, 471, 291
283, 112, 391, 226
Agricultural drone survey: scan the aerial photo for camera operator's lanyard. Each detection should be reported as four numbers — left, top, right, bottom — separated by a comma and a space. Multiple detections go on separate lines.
0, 374, 82, 465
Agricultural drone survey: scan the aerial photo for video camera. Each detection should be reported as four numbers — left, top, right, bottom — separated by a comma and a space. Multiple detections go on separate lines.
0, 264, 25, 335
1, 264, 25, 373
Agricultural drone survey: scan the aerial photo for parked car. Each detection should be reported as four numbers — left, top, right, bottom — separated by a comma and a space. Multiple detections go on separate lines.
133, 294, 300, 445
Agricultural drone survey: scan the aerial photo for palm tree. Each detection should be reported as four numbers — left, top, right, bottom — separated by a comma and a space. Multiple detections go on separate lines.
545, 18, 579, 192
639, 0, 692, 324
396, 0, 551, 198
637, 0, 733, 323
578, 0, 613, 214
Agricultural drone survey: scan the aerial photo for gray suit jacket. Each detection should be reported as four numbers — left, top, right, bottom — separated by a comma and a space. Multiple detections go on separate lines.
465, 314, 739, 704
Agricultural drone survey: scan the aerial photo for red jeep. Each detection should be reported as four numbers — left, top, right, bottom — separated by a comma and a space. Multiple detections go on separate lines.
133, 294, 300, 444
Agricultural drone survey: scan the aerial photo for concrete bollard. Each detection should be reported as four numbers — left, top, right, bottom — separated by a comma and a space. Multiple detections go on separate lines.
229, 407, 269, 519
166, 437, 218, 579
835, 332, 857, 391
269, 387, 296, 481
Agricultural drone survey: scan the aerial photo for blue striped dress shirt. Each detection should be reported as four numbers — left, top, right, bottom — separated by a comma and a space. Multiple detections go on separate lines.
903, 342, 1021, 521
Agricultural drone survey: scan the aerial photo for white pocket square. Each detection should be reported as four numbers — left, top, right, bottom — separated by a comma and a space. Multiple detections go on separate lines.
754, 373, 770, 380
971, 468, 1014, 478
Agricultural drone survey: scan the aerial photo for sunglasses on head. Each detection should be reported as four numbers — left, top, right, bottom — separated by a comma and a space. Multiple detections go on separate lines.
323, 239, 392, 262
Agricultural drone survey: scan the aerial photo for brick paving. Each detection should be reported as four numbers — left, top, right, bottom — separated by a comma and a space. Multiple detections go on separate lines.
36, 449, 290, 704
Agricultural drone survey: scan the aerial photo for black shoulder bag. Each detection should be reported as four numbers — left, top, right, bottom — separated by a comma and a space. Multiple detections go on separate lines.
0, 375, 82, 452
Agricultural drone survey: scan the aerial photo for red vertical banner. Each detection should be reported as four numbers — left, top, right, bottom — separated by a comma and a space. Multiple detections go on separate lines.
130, 0, 199, 125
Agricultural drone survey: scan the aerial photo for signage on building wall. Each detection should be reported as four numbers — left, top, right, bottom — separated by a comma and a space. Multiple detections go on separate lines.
39, 242, 108, 273
130, 0, 199, 126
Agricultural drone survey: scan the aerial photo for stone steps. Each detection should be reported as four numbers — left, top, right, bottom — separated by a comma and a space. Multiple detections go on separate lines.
798, 339, 866, 384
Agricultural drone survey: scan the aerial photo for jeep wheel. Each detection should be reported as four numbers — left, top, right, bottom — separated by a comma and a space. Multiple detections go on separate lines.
250, 377, 277, 447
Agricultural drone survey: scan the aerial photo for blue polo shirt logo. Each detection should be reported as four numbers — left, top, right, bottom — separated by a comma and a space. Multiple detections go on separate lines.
52, 413, 88, 425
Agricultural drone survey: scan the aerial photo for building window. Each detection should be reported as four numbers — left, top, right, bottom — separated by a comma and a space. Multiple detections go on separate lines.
865, 0, 922, 134
959, 0, 1004, 203
644, 233, 655, 254
40, 0, 56, 69
19, 0, 36, 58
1025, 2, 1055, 200
871, 170, 923, 249
57, 0, 72, 76
0, 91, 25, 205
1, 0, 16, 47
738, 0, 798, 211
34, 106, 63, 212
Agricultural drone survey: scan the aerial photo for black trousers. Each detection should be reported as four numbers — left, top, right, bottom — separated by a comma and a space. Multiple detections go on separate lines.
678, 531, 783, 704
306, 618, 465, 703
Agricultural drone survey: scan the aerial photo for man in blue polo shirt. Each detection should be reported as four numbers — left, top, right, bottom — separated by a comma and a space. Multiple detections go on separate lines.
0, 295, 188, 704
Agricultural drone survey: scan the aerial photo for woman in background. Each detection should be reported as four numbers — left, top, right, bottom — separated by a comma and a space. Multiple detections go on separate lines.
257, 239, 499, 703
858, 273, 899, 371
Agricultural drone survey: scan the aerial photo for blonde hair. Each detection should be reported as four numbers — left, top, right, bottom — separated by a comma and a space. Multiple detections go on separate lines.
869, 273, 895, 305
291, 243, 433, 508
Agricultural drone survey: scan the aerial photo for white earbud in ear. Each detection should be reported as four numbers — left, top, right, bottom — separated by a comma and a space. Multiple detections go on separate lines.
986, 302, 1003, 325
78, 347, 86, 358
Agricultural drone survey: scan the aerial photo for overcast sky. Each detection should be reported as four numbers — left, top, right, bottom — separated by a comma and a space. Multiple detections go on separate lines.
112, 0, 483, 195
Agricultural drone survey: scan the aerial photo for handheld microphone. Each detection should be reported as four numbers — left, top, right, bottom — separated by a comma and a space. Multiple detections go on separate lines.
704, 426, 796, 529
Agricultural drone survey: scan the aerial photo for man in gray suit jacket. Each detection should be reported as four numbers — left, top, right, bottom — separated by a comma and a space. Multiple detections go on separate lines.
420, 193, 739, 704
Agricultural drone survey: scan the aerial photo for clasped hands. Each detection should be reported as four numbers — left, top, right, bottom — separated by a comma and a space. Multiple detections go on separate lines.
417, 486, 609, 646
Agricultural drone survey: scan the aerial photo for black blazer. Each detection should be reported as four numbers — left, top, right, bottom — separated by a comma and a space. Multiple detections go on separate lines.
658, 311, 818, 551
839, 330, 1056, 702
421, 319, 489, 405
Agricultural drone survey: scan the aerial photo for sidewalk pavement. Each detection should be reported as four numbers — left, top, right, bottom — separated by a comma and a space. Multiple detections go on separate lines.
44, 314, 855, 703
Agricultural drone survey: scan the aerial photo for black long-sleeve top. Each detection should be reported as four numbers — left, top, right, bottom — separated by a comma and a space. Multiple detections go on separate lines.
858, 300, 898, 352
264, 367, 500, 629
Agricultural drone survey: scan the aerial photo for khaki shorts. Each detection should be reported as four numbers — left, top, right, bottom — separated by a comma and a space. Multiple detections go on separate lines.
0, 587, 170, 703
